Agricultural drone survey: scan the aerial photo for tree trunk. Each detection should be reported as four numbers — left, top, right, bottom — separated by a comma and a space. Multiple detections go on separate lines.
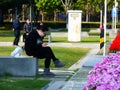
54, 10, 57, 22
86, 11, 88, 22
85, 4, 89, 22
22, 4, 25, 21
0, 9, 3, 24
41, 10, 44, 21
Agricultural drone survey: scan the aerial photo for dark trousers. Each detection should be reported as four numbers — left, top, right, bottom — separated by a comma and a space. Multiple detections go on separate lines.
13, 30, 20, 45
33, 47, 57, 68
23, 33, 27, 42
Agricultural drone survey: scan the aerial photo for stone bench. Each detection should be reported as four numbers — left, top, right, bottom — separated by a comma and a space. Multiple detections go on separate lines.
0, 56, 38, 76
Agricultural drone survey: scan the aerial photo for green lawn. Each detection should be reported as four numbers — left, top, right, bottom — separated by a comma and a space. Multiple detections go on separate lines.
0, 79, 50, 90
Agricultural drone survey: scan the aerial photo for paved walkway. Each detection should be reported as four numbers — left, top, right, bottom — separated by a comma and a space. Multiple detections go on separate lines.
62, 55, 104, 90
0, 42, 99, 48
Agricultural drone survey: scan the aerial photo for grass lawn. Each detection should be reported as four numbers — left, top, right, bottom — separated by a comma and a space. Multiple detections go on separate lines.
0, 78, 50, 90
0, 36, 14, 42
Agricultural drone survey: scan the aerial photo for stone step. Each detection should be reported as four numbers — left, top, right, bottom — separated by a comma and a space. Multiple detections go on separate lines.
61, 81, 86, 90
61, 67, 91, 90
41, 81, 66, 90
39, 68, 75, 75
38, 68, 75, 81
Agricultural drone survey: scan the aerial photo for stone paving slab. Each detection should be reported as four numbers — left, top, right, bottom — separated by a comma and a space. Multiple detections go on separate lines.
41, 81, 66, 90
38, 68, 75, 81
62, 81, 85, 90
39, 68, 75, 76
83, 55, 104, 67
70, 67, 91, 81
61, 67, 91, 90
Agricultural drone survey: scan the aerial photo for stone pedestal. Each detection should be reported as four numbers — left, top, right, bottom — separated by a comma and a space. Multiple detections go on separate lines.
67, 10, 82, 42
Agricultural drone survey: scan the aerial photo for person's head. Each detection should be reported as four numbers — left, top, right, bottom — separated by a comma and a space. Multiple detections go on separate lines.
16, 14, 21, 19
37, 25, 48, 37
25, 18, 30, 24
39, 21, 44, 25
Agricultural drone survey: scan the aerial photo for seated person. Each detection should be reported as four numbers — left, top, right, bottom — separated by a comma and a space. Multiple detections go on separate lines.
24, 25, 65, 76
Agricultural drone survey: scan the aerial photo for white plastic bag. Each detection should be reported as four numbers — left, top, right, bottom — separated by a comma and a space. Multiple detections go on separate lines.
11, 46, 23, 57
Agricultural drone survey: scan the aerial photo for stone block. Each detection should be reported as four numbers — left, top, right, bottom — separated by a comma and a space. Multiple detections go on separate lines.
82, 32, 89, 37
0, 56, 38, 76
82, 55, 104, 67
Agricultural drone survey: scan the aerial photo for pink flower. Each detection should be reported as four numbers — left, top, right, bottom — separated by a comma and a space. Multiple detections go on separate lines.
83, 52, 120, 90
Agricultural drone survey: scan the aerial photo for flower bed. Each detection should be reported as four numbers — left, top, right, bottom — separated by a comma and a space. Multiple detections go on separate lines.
83, 52, 120, 90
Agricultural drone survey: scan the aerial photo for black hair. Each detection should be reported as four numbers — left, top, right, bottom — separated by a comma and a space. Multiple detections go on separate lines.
16, 14, 21, 18
37, 25, 48, 31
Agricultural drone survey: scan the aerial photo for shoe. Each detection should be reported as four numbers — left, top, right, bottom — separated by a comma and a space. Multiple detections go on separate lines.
54, 59, 65, 67
44, 68, 55, 76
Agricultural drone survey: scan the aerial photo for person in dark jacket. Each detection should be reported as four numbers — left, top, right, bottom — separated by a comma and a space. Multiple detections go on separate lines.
25, 25, 65, 76
23, 18, 32, 42
13, 15, 21, 46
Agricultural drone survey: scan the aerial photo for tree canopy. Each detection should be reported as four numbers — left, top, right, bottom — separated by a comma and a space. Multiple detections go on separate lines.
0, 0, 120, 21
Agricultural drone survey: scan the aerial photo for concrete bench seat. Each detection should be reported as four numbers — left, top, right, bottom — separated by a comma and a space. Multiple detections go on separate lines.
0, 56, 38, 76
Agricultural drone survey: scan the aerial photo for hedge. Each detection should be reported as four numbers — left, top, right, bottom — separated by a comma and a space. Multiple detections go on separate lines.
0, 21, 118, 29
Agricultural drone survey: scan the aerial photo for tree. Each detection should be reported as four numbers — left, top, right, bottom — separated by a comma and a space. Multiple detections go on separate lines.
48, 0, 62, 21
75, 0, 116, 22
0, 0, 29, 20
35, 0, 48, 21
1, 0, 120, 22
35, 0, 61, 21
60, 0, 72, 14
76, 0, 92, 22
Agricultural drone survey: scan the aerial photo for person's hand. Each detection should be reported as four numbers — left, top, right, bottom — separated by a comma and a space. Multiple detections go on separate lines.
42, 43, 48, 47
26, 33, 29, 35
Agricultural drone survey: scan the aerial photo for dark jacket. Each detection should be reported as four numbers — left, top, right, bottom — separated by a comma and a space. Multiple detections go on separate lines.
23, 23, 32, 33
25, 30, 43, 56
13, 19, 20, 30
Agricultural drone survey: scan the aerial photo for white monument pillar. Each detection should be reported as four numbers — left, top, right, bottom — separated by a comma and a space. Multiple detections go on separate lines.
67, 10, 82, 42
